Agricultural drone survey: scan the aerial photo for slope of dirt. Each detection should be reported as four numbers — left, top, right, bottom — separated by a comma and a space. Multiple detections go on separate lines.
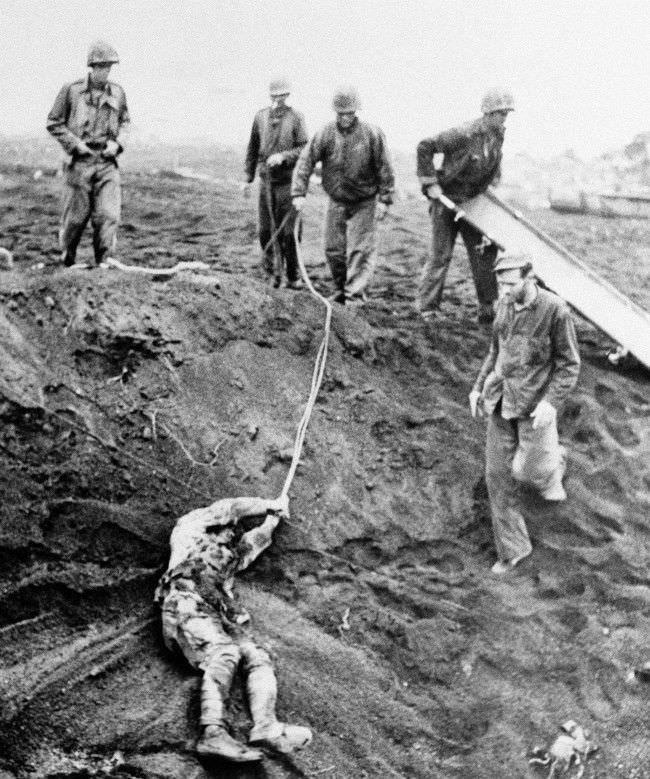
0, 165, 649, 779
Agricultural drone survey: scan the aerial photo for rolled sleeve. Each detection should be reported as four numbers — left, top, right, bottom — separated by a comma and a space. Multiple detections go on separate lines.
291, 134, 320, 198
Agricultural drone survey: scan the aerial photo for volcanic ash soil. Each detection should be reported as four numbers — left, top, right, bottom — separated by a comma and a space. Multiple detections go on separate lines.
0, 166, 649, 779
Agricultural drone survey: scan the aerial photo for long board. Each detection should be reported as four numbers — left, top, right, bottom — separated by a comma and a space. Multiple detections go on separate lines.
457, 189, 650, 370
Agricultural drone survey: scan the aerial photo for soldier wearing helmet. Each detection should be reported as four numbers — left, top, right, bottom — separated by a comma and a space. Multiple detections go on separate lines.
244, 78, 308, 289
416, 89, 515, 323
47, 40, 130, 268
291, 87, 395, 305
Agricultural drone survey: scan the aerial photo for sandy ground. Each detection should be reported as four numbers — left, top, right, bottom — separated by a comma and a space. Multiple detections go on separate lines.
0, 161, 649, 779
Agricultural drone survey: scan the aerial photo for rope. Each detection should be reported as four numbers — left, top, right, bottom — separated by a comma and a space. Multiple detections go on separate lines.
279, 213, 332, 500
261, 209, 293, 257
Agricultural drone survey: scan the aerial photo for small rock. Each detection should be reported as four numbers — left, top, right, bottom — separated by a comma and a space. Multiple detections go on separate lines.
247, 423, 259, 440
33, 169, 43, 180
142, 426, 153, 440
8, 300, 18, 311
0, 247, 14, 269
44, 295, 55, 308
35, 315, 44, 326
602, 627, 610, 636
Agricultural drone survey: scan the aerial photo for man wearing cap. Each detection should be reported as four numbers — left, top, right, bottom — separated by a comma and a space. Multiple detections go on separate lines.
469, 254, 580, 574
244, 79, 308, 289
416, 89, 515, 323
291, 87, 394, 305
47, 40, 130, 268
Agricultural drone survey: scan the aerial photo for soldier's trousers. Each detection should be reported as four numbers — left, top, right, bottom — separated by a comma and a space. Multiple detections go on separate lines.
417, 199, 498, 314
485, 412, 566, 562
161, 587, 279, 736
60, 157, 121, 265
258, 181, 299, 283
324, 196, 377, 299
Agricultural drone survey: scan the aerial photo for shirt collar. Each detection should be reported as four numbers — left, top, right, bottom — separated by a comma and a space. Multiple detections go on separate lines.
83, 73, 112, 95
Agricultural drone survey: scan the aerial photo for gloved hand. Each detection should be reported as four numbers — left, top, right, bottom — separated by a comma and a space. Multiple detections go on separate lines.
75, 141, 94, 157
424, 183, 442, 200
266, 152, 284, 167
530, 399, 556, 429
376, 202, 389, 220
102, 140, 120, 159
292, 196, 306, 212
469, 390, 483, 418
242, 183, 252, 199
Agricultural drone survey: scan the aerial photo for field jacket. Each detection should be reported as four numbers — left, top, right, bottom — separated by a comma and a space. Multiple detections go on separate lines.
473, 287, 580, 419
292, 118, 394, 205
245, 105, 308, 185
417, 116, 503, 202
47, 74, 130, 160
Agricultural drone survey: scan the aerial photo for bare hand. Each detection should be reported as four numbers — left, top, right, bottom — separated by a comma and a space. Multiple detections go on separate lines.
102, 140, 120, 159
426, 184, 443, 200
292, 196, 306, 212
530, 399, 556, 429
273, 494, 290, 518
469, 390, 483, 418
266, 153, 284, 167
376, 202, 389, 221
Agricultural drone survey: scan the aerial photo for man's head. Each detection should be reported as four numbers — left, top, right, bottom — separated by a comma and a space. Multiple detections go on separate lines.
481, 88, 514, 131
494, 252, 535, 304
87, 40, 119, 88
332, 86, 360, 129
269, 77, 291, 110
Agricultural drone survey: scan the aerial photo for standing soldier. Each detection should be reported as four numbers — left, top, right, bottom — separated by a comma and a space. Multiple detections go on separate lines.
47, 41, 130, 268
244, 78, 308, 289
291, 87, 394, 305
469, 253, 580, 574
416, 89, 514, 323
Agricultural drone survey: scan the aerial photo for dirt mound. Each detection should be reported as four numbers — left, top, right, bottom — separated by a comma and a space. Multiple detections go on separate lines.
0, 166, 649, 778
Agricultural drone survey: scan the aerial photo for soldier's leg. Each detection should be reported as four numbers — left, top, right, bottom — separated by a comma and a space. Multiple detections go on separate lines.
344, 197, 377, 300
275, 184, 300, 285
459, 220, 498, 319
257, 182, 274, 276
162, 593, 262, 762
324, 198, 348, 301
240, 639, 312, 755
91, 161, 121, 265
60, 160, 92, 266
416, 200, 459, 316
485, 413, 533, 565
513, 416, 567, 501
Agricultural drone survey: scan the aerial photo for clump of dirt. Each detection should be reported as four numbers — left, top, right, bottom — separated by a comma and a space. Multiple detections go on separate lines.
0, 165, 649, 778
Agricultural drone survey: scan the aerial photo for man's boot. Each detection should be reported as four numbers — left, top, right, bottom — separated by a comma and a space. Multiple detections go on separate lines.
242, 641, 313, 755
197, 725, 263, 762
196, 647, 262, 761
249, 722, 313, 755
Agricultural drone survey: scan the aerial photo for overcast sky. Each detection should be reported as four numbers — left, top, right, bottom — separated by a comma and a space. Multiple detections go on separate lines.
1, 0, 648, 158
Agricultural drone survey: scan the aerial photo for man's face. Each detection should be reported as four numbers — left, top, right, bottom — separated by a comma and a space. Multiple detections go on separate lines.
485, 109, 509, 131
497, 267, 530, 303
90, 63, 112, 87
270, 93, 289, 110
336, 110, 356, 129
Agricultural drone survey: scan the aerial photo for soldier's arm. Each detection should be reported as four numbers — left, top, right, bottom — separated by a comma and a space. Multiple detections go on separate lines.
544, 306, 581, 407
374, 127, 395, 205
244, 115, 261, 183
115, 89, 130, 153
278, 111, 308, 168
291, 131, 322, 198
416, 126, 467, 186
235, 513, 281, 572
472, 328, 499, 395
46, 84, 84, 156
